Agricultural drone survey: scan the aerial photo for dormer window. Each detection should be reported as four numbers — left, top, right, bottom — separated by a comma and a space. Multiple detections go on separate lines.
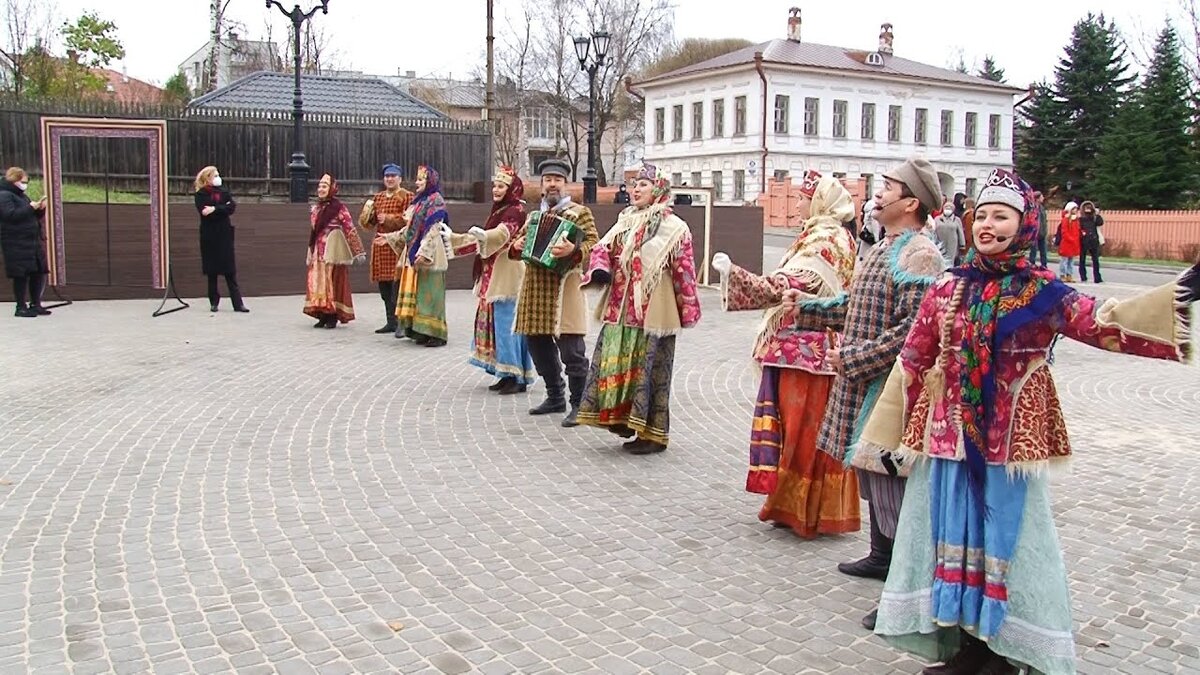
865, 52, 884, 66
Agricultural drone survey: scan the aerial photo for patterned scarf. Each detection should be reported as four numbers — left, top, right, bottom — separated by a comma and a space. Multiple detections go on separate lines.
950, 171, 1071, 513
477, 169, 525, 283
310, 174, 343, 250
620, 164, 676, 311
406, 166, 449, 265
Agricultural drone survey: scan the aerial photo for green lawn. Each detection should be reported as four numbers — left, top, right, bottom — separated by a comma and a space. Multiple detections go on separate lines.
25, 179, 150, 205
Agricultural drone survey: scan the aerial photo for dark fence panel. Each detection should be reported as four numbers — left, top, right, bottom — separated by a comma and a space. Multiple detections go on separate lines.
0, 99, 493, 201
0, 203, 764, 302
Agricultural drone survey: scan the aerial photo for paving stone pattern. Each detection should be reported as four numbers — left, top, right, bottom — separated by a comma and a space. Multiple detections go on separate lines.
0, 277, 1197, 674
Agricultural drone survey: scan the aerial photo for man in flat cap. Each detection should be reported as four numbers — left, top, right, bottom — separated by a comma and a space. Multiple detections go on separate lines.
508, 158, 599, 425
784, 157, 947, 630
359, 163, 413, 333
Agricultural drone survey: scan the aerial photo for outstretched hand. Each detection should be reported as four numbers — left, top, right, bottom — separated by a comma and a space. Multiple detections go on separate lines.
711, 252, 731, 276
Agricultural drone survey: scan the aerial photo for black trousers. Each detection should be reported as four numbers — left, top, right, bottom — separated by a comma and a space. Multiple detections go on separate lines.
526, 334, 587, 392
1028, 236, 1048, 267
378, 281, 397, 326
11, 274, 44, 307
1079, 239, 1102, 281
207, 273, 244, 309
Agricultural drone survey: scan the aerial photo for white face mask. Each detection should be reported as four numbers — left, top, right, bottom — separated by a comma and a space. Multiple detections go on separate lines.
16, 181, 28, 191
211, 175, 223, 187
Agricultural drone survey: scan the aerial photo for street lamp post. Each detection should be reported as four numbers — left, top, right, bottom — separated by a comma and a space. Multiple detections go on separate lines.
266, 0, 329, 203
573, 29, 609, 205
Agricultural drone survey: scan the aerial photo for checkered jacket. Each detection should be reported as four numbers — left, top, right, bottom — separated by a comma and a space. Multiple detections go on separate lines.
815, 230, 945, 462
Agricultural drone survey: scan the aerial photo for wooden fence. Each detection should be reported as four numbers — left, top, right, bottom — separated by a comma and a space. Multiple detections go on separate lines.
0, 98, 494, 201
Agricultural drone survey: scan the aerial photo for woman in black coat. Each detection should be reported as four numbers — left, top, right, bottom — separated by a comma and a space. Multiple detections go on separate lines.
194, 166, 247, 312
0, 166, 50, 318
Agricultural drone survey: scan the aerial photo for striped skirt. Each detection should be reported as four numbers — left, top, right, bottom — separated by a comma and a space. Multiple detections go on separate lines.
395, 266, 447, 340
303, 261, 354, 323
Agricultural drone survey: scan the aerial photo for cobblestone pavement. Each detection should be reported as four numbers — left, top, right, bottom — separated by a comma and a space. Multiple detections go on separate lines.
1, 274, 1197, 674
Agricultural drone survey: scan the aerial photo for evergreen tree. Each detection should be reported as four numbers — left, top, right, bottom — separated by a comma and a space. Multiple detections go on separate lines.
1091, 95, 1155, 207
977, 55, 1006, 82
1053, 14, 1135, 198
1138, 24, 1196, 207
1093, 24, 1197, 208
163, 72, 192, 102
1016, 82, 1064, 192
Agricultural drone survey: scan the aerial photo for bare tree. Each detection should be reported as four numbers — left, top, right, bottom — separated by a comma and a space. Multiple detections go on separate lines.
0, 0, 57, 97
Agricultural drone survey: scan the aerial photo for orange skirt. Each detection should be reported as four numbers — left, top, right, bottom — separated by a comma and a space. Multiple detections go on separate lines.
303, 261, 355, 323
758, 368, 860, 537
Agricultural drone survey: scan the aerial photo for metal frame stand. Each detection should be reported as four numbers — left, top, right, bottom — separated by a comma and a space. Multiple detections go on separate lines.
152, 267, 189, 317
40, 285, 73, 310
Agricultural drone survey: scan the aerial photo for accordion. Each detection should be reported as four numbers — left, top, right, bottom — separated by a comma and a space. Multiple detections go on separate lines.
521, 210, 581, 274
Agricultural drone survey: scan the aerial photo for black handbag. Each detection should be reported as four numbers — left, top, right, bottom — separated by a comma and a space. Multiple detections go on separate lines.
859, 226, 877, 246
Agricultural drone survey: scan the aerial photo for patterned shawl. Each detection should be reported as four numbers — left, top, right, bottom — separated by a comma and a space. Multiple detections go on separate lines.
949, 170, 1072, 513
405, 166, 449, 265
617, 164, 679, 312
310, 174, 343, 250
477, 170, 525, 283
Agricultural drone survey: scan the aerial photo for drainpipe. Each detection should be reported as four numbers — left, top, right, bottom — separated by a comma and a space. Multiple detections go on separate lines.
754, 52, 768, 198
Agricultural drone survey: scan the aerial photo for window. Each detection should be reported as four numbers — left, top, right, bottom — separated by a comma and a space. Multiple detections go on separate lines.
832, 99, 848, 138
965, 177, 978, 198
964, 112, 977, 148
734, 96, 747, 136
671, 172, 683, 186
733, 170, 745, 201
691, 102, 703, 140
712, 99, 725, 138
988, 114, 1002, 149
672, 105, 683, 141
690, 171, 701, 189
861, 103, 876, 140
773, 169, 789, 181
888, 105, 902, 142
654, 107, 665, 143
711, 170, 723, 200
863, 173, 874, 198
940, 109, 953, 146
774, 94, 790, 134
915, 108, 928, 145
523, 107, 560, 141
803, 97, 819, 136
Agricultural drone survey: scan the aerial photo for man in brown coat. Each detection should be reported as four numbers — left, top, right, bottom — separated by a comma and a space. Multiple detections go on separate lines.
508, 158, 599, 427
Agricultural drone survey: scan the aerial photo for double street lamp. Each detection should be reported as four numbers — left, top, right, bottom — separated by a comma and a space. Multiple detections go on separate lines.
573, 29, 610, 205
266, 0, 330, 203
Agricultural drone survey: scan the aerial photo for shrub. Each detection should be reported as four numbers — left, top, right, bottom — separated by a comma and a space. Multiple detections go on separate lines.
1102, 239, 1133, 258
1179, 242, 1200, 264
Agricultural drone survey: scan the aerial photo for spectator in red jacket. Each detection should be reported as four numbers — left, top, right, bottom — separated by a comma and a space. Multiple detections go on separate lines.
1055, 202, 1081, 282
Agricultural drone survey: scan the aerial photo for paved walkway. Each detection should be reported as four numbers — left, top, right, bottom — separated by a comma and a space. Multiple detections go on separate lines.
0, 280, 1197, 674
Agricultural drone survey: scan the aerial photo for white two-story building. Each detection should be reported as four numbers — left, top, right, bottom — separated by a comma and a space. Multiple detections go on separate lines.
633, 10, 1024, 205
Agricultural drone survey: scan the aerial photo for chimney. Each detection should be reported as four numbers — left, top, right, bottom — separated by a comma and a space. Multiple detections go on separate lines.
405, 70, 416, 78
787, 8, 802, 42
878, 22, 894, 55
122, 66, 129, 83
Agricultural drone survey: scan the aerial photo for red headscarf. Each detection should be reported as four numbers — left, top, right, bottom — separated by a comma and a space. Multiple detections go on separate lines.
310, 173, 343, 249
476, 166, 526, 282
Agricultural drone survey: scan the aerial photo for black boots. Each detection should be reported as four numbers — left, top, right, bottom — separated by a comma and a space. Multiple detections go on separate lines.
838, 511, 893, 581
497, 378, 527, 395
14, 304, 37, 318
922, 631, 1015, 675
530, 377, 567, 415
561, 375, 586, 427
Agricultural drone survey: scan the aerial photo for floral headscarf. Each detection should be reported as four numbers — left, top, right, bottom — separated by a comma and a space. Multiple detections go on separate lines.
778, 173, 857, 290
405, 165, 448, 265
950, 168, 1071, 512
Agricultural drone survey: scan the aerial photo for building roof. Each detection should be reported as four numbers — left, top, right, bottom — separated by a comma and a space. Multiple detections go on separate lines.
392, 77, 487, 109
97, 69, 166, 104
637, 39, 1024, 92
188, 71, 447, 118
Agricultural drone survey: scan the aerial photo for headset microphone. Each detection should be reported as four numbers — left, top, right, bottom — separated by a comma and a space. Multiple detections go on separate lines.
993, 234, 1010, 242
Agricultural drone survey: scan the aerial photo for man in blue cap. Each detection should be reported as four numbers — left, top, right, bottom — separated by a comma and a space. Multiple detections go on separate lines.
359, 163, 413, 333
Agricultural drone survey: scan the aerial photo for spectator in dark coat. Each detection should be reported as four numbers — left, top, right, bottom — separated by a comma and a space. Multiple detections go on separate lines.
1028, 191, 1049, 267
194, 166, 248, 312
0, 167, 50, 318
613, 183, 630, 204
1078, 200, 1104, 283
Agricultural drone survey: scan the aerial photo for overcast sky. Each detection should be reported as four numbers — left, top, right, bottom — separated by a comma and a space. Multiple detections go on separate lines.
39, 0, 1187, 87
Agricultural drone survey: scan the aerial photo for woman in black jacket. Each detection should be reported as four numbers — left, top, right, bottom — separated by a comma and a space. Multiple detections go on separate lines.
0, 167, 50, 318
194, 166, 247, 312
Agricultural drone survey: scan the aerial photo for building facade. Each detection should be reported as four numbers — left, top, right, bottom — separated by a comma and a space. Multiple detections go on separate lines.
635, 12, 1023, 205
